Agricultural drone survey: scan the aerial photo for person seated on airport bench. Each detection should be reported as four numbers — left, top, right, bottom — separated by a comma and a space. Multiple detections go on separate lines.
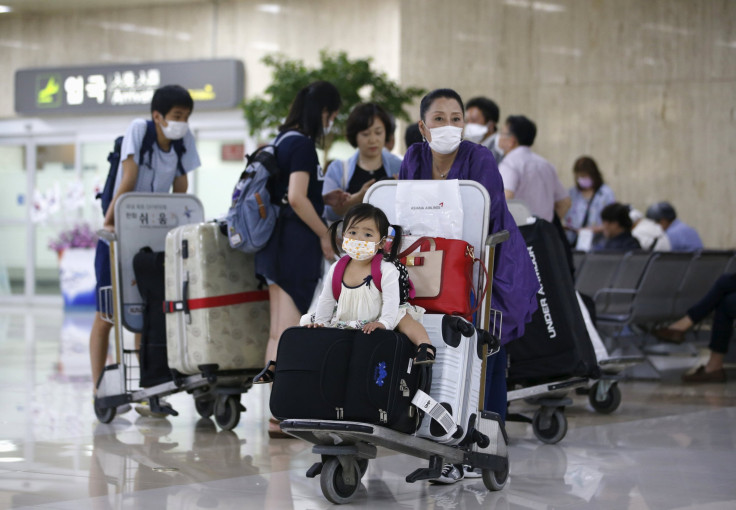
654, 273, 735, 383
645, 201, 703, 252
629, 207, 671, 252
592, 203, 641, 252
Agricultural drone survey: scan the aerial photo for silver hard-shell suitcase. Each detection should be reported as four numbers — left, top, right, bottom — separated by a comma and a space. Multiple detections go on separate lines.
416, 314, 483, 445
164, 222, 269, 374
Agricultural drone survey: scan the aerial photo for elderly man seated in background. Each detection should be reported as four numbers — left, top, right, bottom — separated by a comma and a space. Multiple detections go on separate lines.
646, 201, 703, 251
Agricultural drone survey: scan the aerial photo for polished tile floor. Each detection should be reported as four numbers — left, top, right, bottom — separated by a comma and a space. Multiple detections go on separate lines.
1, 306, 735, 509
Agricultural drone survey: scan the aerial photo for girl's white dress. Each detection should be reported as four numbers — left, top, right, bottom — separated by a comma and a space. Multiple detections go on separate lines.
301, 258, 424, 329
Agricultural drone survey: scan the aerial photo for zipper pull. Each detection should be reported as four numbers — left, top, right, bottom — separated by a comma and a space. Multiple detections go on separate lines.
400, 379, 409, 397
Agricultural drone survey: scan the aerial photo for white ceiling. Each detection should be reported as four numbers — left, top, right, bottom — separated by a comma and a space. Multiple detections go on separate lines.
0, 0, 213, 14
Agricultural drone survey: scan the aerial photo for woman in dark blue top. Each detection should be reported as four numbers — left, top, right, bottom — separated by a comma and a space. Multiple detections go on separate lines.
255, 81, 342, 376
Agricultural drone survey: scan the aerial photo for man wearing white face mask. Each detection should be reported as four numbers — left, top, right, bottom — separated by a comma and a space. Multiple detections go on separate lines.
464, 96, 503, 164
90, 85, 201, 416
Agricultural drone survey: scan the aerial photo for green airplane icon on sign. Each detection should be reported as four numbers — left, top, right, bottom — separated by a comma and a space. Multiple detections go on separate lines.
38, 76, 60, 104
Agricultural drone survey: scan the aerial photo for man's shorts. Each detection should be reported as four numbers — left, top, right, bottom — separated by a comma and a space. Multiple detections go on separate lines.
94, 239, 111, 313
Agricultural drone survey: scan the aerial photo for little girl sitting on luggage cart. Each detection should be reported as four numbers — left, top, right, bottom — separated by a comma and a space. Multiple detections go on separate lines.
302, 203, 436, 364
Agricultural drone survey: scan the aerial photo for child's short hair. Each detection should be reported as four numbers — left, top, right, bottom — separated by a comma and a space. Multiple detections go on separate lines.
327, 203, 404, 261
151, 85, 194, 117
601, 202, 633, 231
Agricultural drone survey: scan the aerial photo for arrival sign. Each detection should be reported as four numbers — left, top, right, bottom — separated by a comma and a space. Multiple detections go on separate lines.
15, 59, 244, 115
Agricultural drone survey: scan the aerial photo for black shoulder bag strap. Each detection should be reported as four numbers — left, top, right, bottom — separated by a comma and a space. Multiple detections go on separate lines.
580, 187, 601, 228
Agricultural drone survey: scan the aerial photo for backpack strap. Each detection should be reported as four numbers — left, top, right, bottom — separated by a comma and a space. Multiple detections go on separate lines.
142, 120, 187, 175
332, 256, 351, 301
140, 120, 158, 169
371, 253, 383, 292
274, 129, 303, 148
172, 139, 186, 176
331, 253, 385, 300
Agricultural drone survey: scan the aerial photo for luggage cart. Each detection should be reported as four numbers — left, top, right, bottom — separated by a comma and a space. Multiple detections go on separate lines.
93, 193, 259, 430
505, 220, 644, 443
278, 181, 511, 504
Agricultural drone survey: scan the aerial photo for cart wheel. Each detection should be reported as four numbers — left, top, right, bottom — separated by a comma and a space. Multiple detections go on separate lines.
94, 398, 116, 424
532, 408, 567, 444
320, 457, 361, 505
357, 458, 369, 478
482, 462, 509, 491
195, 397, 215, 418
214, 396, 240, 431
589, 381, 622, 414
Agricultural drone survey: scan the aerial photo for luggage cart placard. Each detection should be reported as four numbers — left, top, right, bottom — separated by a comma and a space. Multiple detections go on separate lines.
115, 193, 205, 332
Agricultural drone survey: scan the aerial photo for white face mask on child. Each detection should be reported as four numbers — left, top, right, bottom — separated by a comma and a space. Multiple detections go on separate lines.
342, 237, 380, 261
161, 120, 189, 140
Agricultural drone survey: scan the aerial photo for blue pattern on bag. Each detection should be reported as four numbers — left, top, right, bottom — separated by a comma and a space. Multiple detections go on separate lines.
374, 361, 388, 387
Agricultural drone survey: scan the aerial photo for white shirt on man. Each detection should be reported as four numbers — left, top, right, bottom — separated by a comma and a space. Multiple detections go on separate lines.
499, 146, 568, 222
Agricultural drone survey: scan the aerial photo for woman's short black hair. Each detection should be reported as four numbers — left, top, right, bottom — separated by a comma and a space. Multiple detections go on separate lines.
505, 115, 537, 146
150, 85, 194, 116
345, 103, 393, 148
466, 96, 500, 124
327, 203, 404, 262
280, 81, 342, 142
419, 88, 465, 122
573, 156, 605, 191
601, 202, 633, 231
404, 123, 424, 148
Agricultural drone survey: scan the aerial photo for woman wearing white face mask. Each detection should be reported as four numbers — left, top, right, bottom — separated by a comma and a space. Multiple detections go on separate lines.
562, 156, 616, 247
399, 88, 539, 484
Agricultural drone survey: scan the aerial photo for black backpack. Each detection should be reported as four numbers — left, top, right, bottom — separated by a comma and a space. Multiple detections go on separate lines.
96, 120, 186, 216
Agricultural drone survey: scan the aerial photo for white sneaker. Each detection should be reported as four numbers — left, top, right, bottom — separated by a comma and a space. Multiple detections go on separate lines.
463, 465, 482, 479
429, 464, 464, 484
116, 404, 132, 414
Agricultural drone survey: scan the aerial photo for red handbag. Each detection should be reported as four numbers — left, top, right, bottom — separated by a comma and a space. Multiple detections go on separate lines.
399, 237, 488, 320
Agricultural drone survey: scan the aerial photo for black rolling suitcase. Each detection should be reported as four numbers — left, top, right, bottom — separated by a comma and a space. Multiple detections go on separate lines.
344, 329, 427, 434
270, 327, 353, 421
506, 219, 601, 386
132, 248, 173, 388
270, 327, 427, 433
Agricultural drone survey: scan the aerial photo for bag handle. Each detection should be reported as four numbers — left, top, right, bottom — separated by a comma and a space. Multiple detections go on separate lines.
398, 236, 437, 258
397, 236, 489, 317
468, 256, 490, 317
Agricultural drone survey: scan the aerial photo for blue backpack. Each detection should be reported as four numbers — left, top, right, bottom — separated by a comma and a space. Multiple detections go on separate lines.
225, 131, 302, 253
96, 120, 186, 215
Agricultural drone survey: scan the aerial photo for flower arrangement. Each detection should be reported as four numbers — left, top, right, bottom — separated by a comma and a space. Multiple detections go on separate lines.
48, 223, 98, 255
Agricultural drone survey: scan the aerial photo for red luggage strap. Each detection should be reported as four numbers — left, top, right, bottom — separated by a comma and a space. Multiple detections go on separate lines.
163, 289, 269, 314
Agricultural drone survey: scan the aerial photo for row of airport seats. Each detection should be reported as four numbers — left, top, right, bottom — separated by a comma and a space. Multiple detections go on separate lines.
573, 249, 736, 338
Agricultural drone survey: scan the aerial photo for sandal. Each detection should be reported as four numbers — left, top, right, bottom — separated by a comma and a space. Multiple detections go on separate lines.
268, 417, 292, 439
414, 343, 436, 365
253, 361, 276, 384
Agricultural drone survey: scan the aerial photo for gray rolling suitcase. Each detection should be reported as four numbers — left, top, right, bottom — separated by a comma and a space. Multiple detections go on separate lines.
164, 222, 270, 374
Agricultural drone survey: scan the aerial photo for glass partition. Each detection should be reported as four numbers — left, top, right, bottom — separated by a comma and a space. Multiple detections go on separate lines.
34, 143, 78, 296
0, 145, 27, 296
194, 139, 245, 220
